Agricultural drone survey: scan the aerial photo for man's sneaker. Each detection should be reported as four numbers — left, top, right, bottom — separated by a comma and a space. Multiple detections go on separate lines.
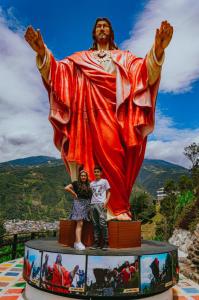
89, 241, 100, 250
74, 242, 85, 251
101, 242, 109, 251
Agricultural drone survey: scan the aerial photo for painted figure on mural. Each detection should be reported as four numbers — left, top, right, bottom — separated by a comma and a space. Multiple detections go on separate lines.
24, 18, 173, 220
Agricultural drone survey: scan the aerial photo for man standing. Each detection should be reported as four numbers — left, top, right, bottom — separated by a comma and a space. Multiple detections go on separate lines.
90, 166, 111, 250
24, 18, 173, 220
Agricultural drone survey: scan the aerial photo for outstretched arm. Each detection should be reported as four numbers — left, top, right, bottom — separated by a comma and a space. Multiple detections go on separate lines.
24, 26, 45, 59
154, 20, 173, 61
147, 20, 173, 85
24, 26, 50, 82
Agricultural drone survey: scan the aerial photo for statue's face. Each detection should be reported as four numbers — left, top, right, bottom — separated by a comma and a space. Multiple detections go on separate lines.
95, 20, 111, 44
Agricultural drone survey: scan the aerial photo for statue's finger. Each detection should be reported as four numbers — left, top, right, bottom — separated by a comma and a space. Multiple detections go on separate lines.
161, 20, 167, 30
164, 21, 169, 31
169, 29, 174, 39
163, 24, 171, 35
27, 26, 34, 34
155, 29, 161, 45
25, 35, 33, 44
26, 32, 37, 44
24, 32, 32, 42
37, 29, 43, 42
166, 23, 171, 30
25, 25, 32, 34
155, 28, 159, 37
24, 27, 31, 37
26, 32, 34, 41
159, 23, 164, 34
167, 26, 173, 38
161, 20, 166, 28
26, 28, 35, 40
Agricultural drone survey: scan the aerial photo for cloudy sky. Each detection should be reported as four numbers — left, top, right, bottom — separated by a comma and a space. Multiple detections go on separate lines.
0, 0, 199, 167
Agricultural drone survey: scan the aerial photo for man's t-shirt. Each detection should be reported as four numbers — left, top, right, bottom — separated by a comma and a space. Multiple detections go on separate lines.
90, 179, 110, 204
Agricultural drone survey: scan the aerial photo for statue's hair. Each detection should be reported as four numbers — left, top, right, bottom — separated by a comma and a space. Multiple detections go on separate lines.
90, 17, 118, 50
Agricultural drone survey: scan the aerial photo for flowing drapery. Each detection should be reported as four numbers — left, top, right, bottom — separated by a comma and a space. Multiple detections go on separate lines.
43, 50, 160, 216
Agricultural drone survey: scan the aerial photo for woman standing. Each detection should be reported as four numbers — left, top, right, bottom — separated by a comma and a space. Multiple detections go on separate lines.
64, 170, 92, 250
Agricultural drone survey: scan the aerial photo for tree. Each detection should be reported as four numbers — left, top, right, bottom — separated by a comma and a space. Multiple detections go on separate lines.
178, 175, 193, 193
184, 143, 199, 168
160, 179, 177, 239
130, 191, 156, 223
0, 212, 6, 240
164, 179, 177, 194
184, 143, 199, 191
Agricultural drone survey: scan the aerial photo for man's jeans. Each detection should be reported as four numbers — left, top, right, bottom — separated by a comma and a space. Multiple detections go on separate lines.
90, 203, 108, 243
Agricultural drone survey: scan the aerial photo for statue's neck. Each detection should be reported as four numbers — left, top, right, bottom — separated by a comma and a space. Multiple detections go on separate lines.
96, 42, 110, 51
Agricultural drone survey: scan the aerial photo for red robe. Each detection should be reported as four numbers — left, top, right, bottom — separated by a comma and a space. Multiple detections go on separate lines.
49, 263, 72, 293
44, 50, 160, 216
121, 266, 136, 283
24, 258, 32, 279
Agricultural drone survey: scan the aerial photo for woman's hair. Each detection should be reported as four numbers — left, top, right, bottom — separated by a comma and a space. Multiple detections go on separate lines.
78, 170, 89, 182
90, 17, 118, 50
77, 170, 91, 196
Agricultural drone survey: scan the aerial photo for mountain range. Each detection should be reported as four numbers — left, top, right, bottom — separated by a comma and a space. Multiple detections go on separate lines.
0, 156, 188, 220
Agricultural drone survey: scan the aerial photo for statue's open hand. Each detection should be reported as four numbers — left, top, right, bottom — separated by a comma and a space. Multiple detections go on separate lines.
155, 20, 173, 51
24, 26, 45, 57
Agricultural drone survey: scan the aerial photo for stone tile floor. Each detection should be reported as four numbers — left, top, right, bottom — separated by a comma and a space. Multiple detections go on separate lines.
0, 258, 25, 300
0, 258, 199, 299
173, 274, 199, 300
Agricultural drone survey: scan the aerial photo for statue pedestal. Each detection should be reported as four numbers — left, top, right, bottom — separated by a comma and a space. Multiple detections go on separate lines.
59, 219, 141, 248
108, 220, 141, 248
23, 239, 178, 300
24, 282, 173, 300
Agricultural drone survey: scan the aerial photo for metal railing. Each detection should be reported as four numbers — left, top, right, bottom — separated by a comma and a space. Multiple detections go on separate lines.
0, 230, 57, 261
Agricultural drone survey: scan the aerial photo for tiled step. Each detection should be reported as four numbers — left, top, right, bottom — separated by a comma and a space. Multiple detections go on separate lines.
1, 259, 199, 299
0, 258, 26, 300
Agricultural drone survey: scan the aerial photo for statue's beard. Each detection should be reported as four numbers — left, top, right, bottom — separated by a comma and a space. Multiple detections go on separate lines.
96, 33, 110, 44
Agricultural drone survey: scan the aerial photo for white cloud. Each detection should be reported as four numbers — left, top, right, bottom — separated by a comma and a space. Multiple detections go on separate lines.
0, 7, 59, 163
121, 0, 199, 167
146, 111, 199, 168
0, 6, 198, 169
122, 0, 199, 93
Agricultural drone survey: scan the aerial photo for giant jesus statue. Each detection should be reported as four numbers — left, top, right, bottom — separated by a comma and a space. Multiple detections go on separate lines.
25, 18, 173, 220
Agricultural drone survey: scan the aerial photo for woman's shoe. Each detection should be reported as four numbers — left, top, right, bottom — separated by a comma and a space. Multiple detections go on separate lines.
74, 242, 85, 250
79, 242, 86, 249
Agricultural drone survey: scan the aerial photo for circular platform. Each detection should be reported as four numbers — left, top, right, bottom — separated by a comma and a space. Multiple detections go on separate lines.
24, 283, 173, 300
23, 239, 179, 299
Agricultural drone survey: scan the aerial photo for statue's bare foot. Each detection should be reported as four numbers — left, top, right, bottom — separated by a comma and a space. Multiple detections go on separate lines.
107, 210, 132, 221
114, 213, 132, 221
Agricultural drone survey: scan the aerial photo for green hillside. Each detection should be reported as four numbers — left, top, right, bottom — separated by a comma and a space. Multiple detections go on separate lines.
136, 159, 188, 196
0, 156, 188, 220
0, 162, 71, 220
